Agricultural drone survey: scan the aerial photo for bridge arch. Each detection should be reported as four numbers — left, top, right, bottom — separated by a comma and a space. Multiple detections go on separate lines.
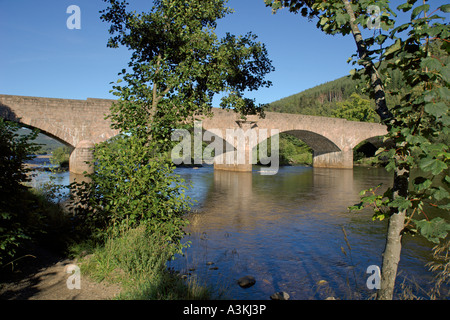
251, 128, 348, 169
277, 129, 341, 153
15, 118, 76, 148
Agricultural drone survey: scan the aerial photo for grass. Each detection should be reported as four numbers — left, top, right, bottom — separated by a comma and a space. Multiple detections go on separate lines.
74, 225, 213, 300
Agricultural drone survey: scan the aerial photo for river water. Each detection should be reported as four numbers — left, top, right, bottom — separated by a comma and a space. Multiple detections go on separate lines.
28, 157, 443, 300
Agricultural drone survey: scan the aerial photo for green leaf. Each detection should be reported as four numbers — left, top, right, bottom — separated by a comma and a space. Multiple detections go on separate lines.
384, 39, 402, 57
388, 197, 412, 211
413, 177, 432, 191
438, 203, 450, 211
413, 218, 450, 244
432, 187, 450, 201
336, 12, 347, 26
425, 102, 448, 118
398, 1, 417, 12
439, 4, 450, 13
437, 87, 450, 100
421, 57, 442, 72
411, 4, 430, 19
319, 16, 329, 26
441, 64, 450, 83
419, 157, 448, 175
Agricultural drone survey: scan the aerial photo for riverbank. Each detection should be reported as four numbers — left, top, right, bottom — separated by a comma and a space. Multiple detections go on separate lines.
0, 246, 121, 300
0, 169, 211, 300
0, 224, 212, 301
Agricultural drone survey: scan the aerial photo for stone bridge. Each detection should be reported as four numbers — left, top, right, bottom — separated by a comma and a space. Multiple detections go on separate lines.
0, 94, 387, 174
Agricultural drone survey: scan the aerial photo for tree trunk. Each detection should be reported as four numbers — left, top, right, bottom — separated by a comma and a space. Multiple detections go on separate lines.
342, 0, 392, 122
342, 0, 408, 300
377, 209, 406, 299
377, 162, 410, 300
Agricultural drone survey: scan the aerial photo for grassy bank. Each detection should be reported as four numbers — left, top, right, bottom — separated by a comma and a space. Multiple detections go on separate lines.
1, 182, 213, 300
70, 225, 213, 300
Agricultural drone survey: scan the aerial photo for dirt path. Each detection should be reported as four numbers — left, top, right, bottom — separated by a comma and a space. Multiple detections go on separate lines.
0, 249, 121, 300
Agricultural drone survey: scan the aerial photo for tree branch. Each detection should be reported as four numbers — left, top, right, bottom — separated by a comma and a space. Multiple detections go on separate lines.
342, 0, 393, 123
150, 53, 173, 119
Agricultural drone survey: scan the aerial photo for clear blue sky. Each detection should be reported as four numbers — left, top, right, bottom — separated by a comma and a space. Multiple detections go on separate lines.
0, 0, 448, 107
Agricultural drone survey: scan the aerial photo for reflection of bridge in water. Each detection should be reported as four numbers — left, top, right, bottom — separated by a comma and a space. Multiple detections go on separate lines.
186, 167, 384, 234
0, 94, 387, 175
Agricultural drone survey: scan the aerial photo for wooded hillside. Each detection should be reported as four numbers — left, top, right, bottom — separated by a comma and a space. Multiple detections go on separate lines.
266, 68, 404, 119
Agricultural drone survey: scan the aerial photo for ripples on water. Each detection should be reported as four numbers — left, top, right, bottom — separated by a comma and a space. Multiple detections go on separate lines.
29, 160, 442, 300
170, 165, 438, 300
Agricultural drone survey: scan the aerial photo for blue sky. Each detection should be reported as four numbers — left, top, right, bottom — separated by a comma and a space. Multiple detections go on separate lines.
0, 0, 448, 107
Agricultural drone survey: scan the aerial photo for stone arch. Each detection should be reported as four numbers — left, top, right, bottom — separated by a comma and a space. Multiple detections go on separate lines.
351, 131, 387, 151
354, 136, 384, 157
273, 129, 341, 154
255, 128, 347, 168
17, 121, 75, 148
0, 101, 77, 147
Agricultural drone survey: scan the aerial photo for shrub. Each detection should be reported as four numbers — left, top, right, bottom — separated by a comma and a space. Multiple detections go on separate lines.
0, 119, 40, 266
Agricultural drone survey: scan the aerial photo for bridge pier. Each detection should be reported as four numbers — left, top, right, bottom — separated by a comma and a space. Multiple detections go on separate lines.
69, 140, 95, 175
213, 153, 253, 172
312, 149, 353, 169
213, 118, 256, 173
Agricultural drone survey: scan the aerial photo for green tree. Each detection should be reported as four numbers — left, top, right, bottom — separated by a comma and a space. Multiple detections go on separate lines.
332, 92, 377, 122
74, 0, 273, 250
50, 146, 70, 168
265, 0, 449, 300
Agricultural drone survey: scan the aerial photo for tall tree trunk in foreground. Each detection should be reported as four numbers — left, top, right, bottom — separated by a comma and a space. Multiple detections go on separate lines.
342, 0, 409, 300
378, 164, 410, 300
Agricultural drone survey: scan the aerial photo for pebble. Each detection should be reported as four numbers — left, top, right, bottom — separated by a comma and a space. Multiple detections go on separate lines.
270, 292, 290, 300
238, 276, 256, 288
317, 280, 328, 286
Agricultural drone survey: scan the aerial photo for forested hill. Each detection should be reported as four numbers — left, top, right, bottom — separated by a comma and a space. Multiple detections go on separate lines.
266, 69, 404, 121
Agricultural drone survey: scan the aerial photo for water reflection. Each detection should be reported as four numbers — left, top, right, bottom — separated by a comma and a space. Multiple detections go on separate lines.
27, 163, 441, 300
172, 166, 438, 300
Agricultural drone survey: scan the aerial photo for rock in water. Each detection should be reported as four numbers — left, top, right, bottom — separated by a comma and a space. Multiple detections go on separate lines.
270, 292, 290, 300
237, 276, 256, 288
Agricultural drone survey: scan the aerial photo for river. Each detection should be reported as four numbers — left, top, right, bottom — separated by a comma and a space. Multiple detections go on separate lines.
28, 156, 442, 300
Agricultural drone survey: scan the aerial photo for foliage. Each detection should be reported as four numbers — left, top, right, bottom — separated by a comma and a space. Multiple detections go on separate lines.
101, 0, 273, 126
71, 134, 192, 246
0, 120, 74, 269
352, 3, 450, 244
332, 93, 377, 122
265, 0, 450, 243
50, 146, 70, 168
265, 0, 449, 299
0, 119, 40, 266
